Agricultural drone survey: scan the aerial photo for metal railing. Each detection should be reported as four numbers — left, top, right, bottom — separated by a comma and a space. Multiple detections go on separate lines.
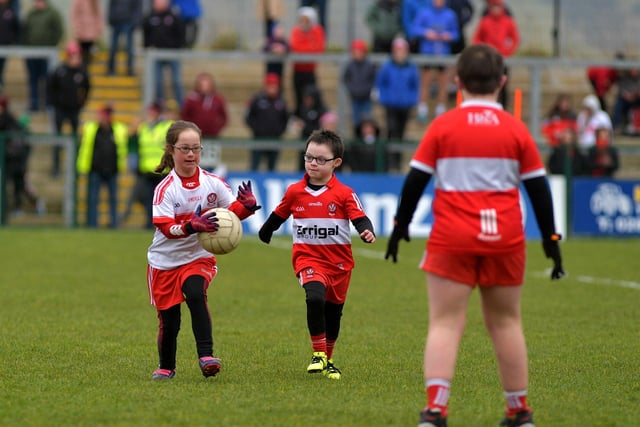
4, 45, 640, 144
143, 50, 640, 143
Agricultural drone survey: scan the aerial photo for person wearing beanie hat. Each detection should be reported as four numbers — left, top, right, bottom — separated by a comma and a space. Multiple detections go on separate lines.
65, 40, 82, 56
290, 5, 325, 117
351, 39, 367, 53
76, 104, 128, 227
100, 103, 115, 116
299, 0, 328, 34
47, 36, 91, 177
577, 94, 613, 149
264, 72, 281, 86
319, 111, 338, 131
244, 71, 290, 171
473, 0, 519, 108
343, 38, 377, 133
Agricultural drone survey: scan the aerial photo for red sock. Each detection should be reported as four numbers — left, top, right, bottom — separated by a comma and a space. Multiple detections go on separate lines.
426, 379, 450, 416
504, 390, 530, 416
326, 339, 336, 360
310, 333, 326, 354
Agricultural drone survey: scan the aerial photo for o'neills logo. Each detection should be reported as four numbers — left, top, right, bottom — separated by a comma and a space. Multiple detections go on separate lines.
296, 225, 339, 239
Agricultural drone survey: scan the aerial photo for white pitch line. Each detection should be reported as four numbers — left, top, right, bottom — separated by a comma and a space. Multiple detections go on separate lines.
262, 239, 640, 291
531, 271, 640, 290
574, 275, 640, 290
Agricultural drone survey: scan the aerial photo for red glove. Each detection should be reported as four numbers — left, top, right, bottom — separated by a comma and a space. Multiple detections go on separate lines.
236, 181, 261, 212
189, 205, 219, 233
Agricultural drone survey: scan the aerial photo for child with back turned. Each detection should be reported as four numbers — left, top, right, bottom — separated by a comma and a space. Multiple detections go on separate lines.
386, 44, 565, 427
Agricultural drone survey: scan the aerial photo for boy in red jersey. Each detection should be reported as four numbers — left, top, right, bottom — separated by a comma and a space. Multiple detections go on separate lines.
146, 120, 260, 380
385, 44, 565, 427
258, 129, 376, 380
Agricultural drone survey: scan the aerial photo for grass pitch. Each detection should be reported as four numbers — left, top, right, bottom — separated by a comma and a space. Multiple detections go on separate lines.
0, 229, 638, 426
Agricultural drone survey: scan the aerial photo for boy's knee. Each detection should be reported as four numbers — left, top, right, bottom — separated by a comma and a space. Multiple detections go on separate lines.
304, 281, 326, 305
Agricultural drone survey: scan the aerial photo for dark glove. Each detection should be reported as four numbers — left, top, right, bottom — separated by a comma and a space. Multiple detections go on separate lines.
237, 181, 261, 212
385, 223, 410, 263
189, 205, 219, 233
542, 234, 565, 280
258, 224, 273, 244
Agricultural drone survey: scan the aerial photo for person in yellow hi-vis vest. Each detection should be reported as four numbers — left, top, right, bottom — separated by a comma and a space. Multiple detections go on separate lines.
76, 104, 128, 228
127, 101, 173, 229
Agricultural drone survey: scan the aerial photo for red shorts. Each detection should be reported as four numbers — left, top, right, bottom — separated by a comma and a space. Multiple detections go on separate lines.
421, 250, 525, 287
296, 266, 352, 304
147, 257, 217, 310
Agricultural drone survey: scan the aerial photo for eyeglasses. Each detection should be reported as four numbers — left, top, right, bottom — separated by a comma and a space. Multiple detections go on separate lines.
174, 145, 203, 154
303, 154, 337, 165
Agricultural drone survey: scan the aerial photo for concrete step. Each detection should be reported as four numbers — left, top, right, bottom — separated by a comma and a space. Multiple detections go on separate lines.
90, 87, 142, 99
91, 75, 139, 87
85, 99, 143, 113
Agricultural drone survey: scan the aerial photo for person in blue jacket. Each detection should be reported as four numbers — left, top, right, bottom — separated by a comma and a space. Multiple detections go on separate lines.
374, 37, 419, 170
411, 0, 459, 122
402, 0, 432, 52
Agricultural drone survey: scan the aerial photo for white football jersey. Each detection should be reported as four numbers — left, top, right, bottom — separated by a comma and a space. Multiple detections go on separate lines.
147, 167, 235, 269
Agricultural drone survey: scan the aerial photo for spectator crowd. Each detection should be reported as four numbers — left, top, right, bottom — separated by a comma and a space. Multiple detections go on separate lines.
0, 0, 628, 224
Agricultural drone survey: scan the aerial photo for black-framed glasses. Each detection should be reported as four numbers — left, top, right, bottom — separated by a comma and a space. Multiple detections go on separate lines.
303, 154, 336, 165
174, 145, 203, 154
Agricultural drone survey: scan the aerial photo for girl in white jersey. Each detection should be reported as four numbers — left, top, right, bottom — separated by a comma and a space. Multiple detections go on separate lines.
146, 120, 260, 380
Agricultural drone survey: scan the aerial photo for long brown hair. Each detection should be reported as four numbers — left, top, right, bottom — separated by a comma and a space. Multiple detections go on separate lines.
154, 120, 203, 174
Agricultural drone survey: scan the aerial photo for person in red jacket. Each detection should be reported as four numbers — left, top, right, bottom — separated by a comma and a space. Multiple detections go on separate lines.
290, 6, 325, 116
541, 93, 577, 147
586, 52, 623, 114
472, 0, 518, 108
180, 72, 228, 138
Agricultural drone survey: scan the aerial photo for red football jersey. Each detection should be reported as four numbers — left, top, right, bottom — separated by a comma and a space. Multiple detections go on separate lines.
411, 100, 546, 255
273, 173, 367, 273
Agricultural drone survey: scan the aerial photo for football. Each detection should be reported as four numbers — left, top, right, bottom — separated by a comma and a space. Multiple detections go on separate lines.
197, 208, 243, 255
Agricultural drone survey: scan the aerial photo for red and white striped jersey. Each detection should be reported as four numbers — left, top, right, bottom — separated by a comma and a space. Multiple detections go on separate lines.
148, 167, 236, 269
410, 100, 546, 255
273, 174, 368, 273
